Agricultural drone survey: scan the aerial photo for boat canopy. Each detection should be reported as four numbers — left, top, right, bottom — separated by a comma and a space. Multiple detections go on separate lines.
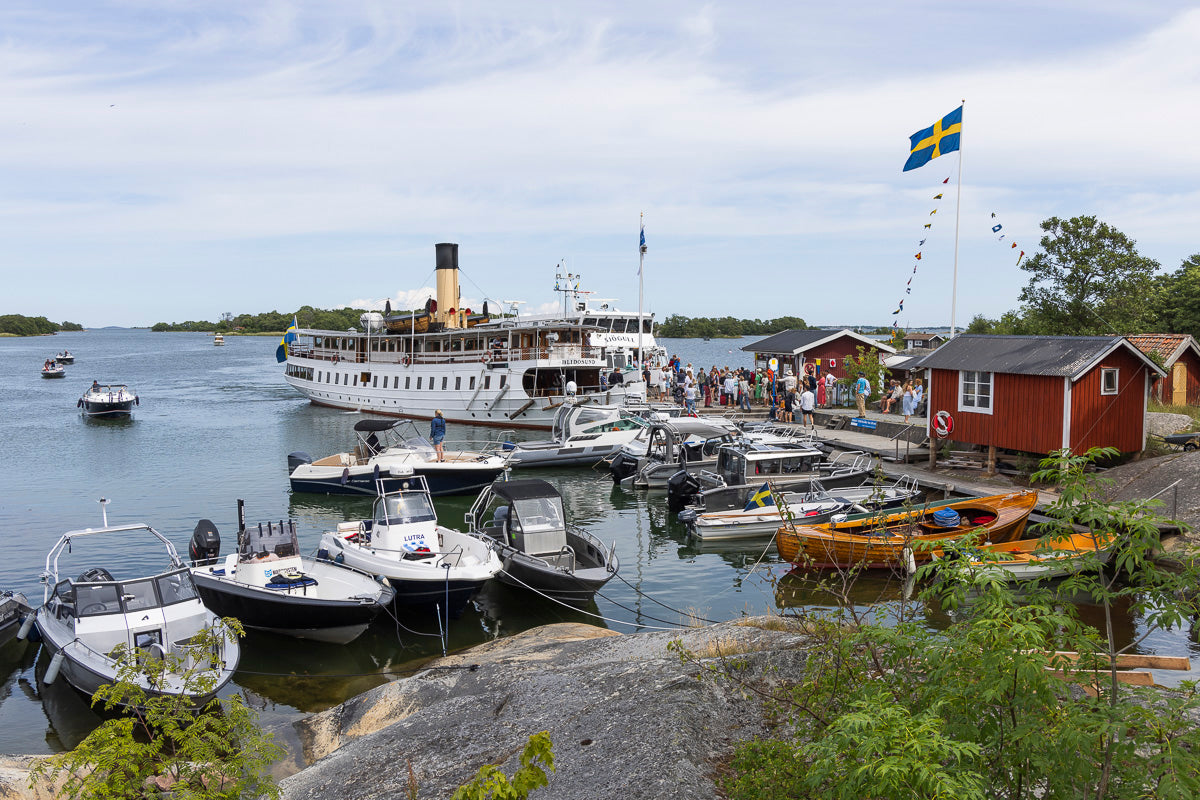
490, 479, 561, 502
354, 419, 400, 433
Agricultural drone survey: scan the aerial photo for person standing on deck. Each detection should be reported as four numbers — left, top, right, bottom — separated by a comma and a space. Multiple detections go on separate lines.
430, 410, 447, 462
823, 371, 837, 408
800, 385, 816, 428
854, 372, 870, 417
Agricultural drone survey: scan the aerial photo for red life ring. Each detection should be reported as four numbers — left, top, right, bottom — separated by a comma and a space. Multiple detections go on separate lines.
403, 356, 411, 367
481, 353, 490, 363
934, 410, 954, 437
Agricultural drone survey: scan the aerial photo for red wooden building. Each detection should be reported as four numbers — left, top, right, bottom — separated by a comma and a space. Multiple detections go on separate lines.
913, 335, 1165, 455
1126, 334, 1200, 407
741, 329, 895, 382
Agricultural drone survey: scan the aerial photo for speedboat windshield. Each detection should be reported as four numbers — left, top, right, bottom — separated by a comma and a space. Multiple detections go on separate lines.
511, 496, 565, 532
61, 568, 199, 618
375, 491, 437, 524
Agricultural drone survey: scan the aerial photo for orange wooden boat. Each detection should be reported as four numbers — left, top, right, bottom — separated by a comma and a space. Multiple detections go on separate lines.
776, 489, 1039, 569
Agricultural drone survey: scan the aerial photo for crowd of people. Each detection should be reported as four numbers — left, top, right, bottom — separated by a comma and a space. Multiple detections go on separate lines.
642, 355, 924, 425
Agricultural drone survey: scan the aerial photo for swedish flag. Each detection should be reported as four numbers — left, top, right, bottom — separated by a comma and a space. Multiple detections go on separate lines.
903, 106, 962, 172
744, 482, 775, 512
275, 316, 298, 363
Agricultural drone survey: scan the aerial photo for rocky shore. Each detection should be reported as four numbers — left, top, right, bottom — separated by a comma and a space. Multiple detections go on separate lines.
281, 617, 814, 800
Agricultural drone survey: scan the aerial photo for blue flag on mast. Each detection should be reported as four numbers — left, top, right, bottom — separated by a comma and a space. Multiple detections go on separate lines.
903, 106, 963, 172
275, 316, 298, 363
638, 217, 647, 274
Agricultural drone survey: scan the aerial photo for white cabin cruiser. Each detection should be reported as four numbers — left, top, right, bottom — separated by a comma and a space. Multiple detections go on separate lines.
29, 513, 239, 703
282, 243, 646, 430
316, 472, 501, 616
188, 501, 395, 644
288, 419, 509, 497
503, 402, 653, 468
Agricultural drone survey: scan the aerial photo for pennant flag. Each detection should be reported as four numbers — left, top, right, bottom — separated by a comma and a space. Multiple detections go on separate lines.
906, 287, 911, 294
934, 193, 944, 200
907, 277, 913, 285
275, 316, 298, 363
929, 209, 938, 215
892, 300, 904, 314
744, 483, 775, 511
943, 177, 950, 184
919, 238, 926, 245
914, 253, 922, 260
1011, 242, 1017, 249
923, 223, 932, 229
991, 212, 997, 218
1017, 250, 1026, 265
903, 106, 963, 171
992, 224, 1002, 233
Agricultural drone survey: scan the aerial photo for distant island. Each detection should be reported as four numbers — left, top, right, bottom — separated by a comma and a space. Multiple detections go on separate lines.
656, 314, 809, 338
0, 315, 83, 336
151, 306, 371, 334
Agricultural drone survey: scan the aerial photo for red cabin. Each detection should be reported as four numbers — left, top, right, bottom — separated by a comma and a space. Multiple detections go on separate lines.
914, 335, 1165, 455
1126, 334, 1200, 407
741, 329, 895, 383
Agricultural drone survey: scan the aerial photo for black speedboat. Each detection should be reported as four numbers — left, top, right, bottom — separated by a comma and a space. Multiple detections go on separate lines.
466, 479, 619, 606
189, 501, 395, 644
79, 384, 139, 417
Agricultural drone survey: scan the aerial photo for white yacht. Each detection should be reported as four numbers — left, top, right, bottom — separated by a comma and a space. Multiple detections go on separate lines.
283, 243, 648, 430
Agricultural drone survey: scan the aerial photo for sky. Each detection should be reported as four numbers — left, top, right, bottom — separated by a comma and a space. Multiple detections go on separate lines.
2, 1, 1199, 329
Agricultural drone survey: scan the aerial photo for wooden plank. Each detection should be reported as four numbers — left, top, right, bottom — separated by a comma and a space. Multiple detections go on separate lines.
1049, 651, 1191, 671
1048, 669, 1156, 687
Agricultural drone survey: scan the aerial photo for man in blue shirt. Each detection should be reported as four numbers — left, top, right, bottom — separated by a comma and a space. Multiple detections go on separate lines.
854, 372, 870, 418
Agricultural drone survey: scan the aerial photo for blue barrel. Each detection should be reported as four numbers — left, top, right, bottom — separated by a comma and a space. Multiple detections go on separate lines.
932, 508, 961, 528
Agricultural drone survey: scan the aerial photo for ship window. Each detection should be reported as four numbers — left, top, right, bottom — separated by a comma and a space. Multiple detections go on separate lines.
73, 583, 121, 616
353, 375, 358, 386
156, 570, 199, 605
335, 374, 340, 385
1101, 368, 1119, 395
583, 317, 598, 327
120, 578, 159, 612
959, 370, 993, 414
455, 377, 461, 390
417, 377, 423, 389
469, 377, 476, 390
643, 319, 653, 333
484, 376, 492, 390
373, 376, 378, 388
442, 377, 448, 390
430, 377, 436, 391
406, 377, 411, 389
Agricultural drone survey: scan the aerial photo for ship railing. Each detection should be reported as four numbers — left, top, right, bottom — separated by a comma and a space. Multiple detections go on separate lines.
289, 344, 606, 366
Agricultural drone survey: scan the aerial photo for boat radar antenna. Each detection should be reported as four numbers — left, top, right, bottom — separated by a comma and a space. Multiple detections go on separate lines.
98, 497, 109, 527
503, 300, 525, 320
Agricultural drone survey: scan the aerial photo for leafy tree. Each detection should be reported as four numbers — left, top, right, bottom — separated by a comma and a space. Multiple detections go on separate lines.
1151, 254, 1200, 337
451, 732, 554, 800
838, 345, 885, 400
1018, 215, 1160, 335
0, 314, 60, 336
31, 620, 282, 799
60, 321, 84, 331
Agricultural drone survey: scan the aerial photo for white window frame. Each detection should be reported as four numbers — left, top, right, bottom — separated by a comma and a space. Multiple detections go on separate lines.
1101, 367, 1118, 395
958, 370, 993, 415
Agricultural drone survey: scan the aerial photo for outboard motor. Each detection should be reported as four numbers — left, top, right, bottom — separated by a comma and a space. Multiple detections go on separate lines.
76, 567, 115, 583
189, 519, 221, 565
287, 451, 313, 474
609, 452, 638, 484
666, 469, 702, 513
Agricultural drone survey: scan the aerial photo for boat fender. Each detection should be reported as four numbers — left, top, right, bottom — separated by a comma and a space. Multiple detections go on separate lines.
341, 467, 351, 485
135, 396, 139, 406
16, 614, 35, 641
77, 398, 83, 408
43, 651, 65, 685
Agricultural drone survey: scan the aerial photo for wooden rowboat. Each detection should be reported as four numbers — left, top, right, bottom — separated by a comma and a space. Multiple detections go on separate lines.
777, 489, 1039, 569
929, 531, 1116, 582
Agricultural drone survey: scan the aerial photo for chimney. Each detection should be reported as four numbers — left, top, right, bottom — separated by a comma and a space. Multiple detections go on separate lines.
435, 243, 460, 328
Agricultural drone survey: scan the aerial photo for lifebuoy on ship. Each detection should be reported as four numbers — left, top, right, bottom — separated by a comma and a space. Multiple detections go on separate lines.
481, 353, 490, 363
403, 356, 411, 367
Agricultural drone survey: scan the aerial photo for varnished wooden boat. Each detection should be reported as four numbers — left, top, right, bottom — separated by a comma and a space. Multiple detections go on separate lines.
777, 489, 1039, 569
929, 531, 1115, 581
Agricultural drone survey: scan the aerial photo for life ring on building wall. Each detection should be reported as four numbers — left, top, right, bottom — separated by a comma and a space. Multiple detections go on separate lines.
934, 410, 954, 438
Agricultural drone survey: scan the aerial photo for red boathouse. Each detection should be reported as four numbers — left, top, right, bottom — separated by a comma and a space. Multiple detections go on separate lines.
913, 335, 1165, 456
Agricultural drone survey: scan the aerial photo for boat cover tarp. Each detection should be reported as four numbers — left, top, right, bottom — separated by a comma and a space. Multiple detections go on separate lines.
354, 419, 401, 433
491, 479, 561, 502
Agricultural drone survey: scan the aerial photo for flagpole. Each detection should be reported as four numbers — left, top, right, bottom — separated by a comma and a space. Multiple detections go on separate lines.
950, 100, 964, 339
638, 212, 646, 369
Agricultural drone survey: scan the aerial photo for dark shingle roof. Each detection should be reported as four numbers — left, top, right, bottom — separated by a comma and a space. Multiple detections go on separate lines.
912, 334, 1164, 378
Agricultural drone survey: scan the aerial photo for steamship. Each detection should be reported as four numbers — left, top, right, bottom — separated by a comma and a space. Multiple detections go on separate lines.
282, 243, 649, 430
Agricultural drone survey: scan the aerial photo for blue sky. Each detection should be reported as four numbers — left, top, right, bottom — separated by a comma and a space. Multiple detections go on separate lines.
2, 1, 1198, 328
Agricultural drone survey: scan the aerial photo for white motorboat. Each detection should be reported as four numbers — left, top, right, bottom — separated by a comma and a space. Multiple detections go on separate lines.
316, 472, 501, 616
1, 590, 33, 647
213, 334, 225, 346
41, 361, 66, 379
607, 419, 739, 489
466, 479, 619, 605
55, 351, 75, 364
288, 419, 509, 497
187, 501, 395, 644
503, 402, 654, 468
281, 243, 648, 430
79, 383, 139, 417
28, 510, 240, 704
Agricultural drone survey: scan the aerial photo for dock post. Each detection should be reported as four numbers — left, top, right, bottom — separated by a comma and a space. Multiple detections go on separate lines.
986, 444, 997, 476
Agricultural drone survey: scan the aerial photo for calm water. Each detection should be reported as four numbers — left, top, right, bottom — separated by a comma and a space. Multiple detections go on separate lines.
1, 330, 1196, 755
